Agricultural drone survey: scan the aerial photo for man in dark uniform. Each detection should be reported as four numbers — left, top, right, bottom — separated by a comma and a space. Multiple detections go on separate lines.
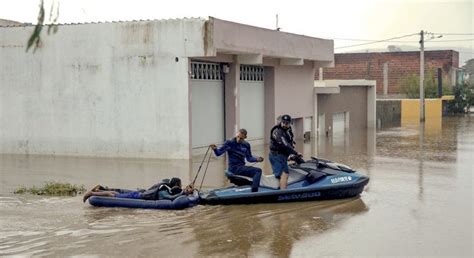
269, 114, 300, 189
82, 177, 194, 203
211, 128, 264, 192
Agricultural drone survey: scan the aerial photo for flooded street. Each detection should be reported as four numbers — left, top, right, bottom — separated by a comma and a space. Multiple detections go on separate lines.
1, 116, 472, 257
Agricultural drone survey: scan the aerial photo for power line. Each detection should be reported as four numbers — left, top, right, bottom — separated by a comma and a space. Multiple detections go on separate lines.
334, 33, 419, 49
334, 38, 418, 43
334, 38, 473, 49
429, 39, 474, 42
431, 33, 474, 35
333, 33, 474, 46
334, 38, 473, 43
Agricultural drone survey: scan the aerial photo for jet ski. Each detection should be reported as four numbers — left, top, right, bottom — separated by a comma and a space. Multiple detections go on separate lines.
199, 156, 369, 205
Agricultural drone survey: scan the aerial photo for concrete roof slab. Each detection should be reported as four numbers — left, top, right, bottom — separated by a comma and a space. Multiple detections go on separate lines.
210, 17, 334, 62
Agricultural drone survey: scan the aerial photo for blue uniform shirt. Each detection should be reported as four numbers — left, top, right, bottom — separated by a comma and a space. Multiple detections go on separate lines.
213, 138, 258, 169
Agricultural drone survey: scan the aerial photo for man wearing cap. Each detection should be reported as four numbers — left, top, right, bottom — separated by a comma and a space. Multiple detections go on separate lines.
211, 128, 264, 192
269, 114, 300, 189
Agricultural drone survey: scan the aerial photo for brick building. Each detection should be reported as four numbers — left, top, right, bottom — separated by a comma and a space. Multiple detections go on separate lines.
322, 50, 459, 96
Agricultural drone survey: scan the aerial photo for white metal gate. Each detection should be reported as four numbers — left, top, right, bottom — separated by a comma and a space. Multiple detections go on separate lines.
318, 113, 325, 135
304, 117, 312, 135
190, 62, 224, 148
239, 65, 264, 141
332, 112, 346, 134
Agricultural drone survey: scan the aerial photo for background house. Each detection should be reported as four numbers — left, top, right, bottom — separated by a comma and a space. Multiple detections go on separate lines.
322, 50, 459, 98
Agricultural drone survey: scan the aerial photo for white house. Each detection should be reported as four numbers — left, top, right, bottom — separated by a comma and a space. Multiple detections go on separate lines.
0, 17, 337, 159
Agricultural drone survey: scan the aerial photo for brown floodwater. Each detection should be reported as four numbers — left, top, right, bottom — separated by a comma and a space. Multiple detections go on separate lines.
0, 116, 472, 257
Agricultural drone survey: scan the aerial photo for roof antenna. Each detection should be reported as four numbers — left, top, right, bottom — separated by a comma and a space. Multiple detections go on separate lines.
276, 14, 281, 31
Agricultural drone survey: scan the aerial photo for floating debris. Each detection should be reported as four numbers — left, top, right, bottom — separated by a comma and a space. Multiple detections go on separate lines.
14, 182, 86, 196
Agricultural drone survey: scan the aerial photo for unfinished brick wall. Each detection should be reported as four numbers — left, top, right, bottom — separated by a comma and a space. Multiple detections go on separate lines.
323, 50, 459, 94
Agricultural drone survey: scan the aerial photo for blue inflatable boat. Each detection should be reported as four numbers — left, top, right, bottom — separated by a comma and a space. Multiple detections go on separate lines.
88, 190, 200, 210
199, 157, 369, 205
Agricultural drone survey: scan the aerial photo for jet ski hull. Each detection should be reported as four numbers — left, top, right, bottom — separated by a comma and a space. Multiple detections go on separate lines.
200, 171, 369, 205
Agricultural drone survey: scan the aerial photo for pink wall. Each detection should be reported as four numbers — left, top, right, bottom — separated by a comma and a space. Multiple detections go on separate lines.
264, 67, 276, 143
224, 61, 239, 139
274, 61, 316, 119
263, 61, 316, 141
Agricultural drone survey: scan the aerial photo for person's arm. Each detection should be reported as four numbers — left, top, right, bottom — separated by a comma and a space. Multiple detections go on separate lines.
272, 128, 298, 155
183, 184, 194, 195
288, 128, 296, 146
159, 190, 183, 200
212, 141, 230, 157
245, 143, 258, 163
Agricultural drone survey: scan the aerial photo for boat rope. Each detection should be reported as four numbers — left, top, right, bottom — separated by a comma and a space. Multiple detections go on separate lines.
192, 145, 211, 186
198, 148, 213, 191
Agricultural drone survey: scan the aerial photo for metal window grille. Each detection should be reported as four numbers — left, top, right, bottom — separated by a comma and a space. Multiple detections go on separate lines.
240, 65, 264, 81
190, 62, 223, 80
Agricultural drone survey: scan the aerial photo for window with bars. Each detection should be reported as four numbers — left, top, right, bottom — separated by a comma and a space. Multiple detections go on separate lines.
240, 65, 264, 81
190, 62, 223, 80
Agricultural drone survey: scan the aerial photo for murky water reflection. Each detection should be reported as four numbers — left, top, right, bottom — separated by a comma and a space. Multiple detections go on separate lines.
1, 116, 472, 257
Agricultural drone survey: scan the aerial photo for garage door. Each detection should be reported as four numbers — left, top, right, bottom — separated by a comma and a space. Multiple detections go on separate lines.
332, 112, 346, 134
239, 65, 264, 141
191, 62, 224, 148
318, 113, 326, 135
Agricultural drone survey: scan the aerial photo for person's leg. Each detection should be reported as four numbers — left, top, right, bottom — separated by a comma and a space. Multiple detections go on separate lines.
247, 167, 262, 192
279, 155, 290, 189
83, 190, 118, 203
90, 185, 133, 193
91, 185, 103, 191
269, 153, 284, 179
279, 173, 289, 190
115, 191, 142, 199
232, 166, 262, 192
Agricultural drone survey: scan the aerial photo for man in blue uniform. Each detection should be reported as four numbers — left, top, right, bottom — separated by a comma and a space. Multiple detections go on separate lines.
269, 114, 301, 190
211, 128, 264, 192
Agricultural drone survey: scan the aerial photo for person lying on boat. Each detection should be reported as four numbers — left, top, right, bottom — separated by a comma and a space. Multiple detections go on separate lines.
269, 114, 302, 190
210, 128, 264, 192
82, 177, 194, 203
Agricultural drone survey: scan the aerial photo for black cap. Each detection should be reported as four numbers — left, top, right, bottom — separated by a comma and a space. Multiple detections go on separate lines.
281, 114, 292, 123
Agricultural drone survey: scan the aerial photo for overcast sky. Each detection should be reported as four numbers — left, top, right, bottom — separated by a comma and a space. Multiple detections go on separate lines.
1, 0, 472, 63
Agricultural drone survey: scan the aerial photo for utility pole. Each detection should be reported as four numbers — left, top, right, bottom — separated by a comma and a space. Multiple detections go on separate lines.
419, 30, 425, 122
276, 14, 281, 31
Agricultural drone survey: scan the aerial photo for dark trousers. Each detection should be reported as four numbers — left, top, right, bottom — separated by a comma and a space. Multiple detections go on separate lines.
230, 166, 262, 191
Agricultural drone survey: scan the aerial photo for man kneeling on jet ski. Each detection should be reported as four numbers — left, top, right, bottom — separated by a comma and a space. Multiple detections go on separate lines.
82, 177, 194, 203
211, 128, 264, 192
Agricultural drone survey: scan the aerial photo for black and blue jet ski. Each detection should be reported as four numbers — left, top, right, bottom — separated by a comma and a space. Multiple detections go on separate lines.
199, 157, 369, 205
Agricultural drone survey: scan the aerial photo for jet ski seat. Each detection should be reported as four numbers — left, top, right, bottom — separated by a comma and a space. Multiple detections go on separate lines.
259, 168, 308, 189
226, 168, 308, 189
225, 170, 253, 186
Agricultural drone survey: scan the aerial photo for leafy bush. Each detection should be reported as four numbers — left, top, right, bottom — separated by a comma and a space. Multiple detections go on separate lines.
14, 182, 86, 196
400, 70, 451, 98
446, 82, 474, 113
